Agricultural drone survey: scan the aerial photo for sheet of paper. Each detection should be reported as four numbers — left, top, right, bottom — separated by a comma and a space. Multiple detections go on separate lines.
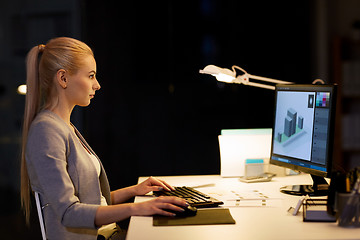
218, 133, 272, 177
205, 188, 283, 207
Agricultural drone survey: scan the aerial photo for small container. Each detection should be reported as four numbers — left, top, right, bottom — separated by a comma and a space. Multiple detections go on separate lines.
303, 198, 336, 222
338, 192, 360, 227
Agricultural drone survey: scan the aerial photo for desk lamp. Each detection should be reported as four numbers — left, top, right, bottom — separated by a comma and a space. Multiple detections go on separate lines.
199, 65, 293, 90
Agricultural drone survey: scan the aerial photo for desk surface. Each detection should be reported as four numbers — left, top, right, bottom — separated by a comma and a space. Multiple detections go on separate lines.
126, 174, 360, 240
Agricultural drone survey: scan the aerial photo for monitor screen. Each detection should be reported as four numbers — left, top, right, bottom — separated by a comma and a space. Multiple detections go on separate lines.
270, 84, 337, 195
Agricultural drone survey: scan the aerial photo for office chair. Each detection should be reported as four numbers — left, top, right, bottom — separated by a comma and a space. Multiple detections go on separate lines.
34, 192, 47, 240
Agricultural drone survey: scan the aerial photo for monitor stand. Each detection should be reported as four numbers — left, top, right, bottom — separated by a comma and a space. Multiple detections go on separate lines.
280, 175, 329, 196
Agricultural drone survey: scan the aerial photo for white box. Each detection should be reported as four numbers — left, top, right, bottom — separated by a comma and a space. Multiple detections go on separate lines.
218, 129, 272, 177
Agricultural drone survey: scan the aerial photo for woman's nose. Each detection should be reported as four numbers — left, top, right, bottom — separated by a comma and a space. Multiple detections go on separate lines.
94, 79, 101, 90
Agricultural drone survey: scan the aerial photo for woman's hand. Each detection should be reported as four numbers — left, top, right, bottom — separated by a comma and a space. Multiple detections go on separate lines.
131, 196, 188, 217
134, 177, 175, 196
111, 177, 175, 205
95, 196, 188, 226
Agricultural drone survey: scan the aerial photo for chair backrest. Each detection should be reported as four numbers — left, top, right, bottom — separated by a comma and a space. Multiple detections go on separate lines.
34, 192, 47, 240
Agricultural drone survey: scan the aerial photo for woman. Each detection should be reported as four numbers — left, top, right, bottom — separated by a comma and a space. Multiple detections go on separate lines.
20, 37, 187, 240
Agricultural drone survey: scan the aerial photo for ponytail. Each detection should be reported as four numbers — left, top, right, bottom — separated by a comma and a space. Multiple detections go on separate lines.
21, 44, 44, 224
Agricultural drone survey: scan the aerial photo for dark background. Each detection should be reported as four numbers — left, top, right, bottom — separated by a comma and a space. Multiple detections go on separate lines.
82, 0, 311, 190
0, 0, 358, 238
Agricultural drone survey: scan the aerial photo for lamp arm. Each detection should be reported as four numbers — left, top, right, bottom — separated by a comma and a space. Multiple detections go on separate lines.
233, 77, 276, 90
247, 74, 293, 85
231, 65, 293, 89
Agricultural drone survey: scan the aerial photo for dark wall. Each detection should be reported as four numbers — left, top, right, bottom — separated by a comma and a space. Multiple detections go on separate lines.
82, 1, 312, 190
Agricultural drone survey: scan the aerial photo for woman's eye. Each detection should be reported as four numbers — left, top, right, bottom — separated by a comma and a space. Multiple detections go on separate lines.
89, 74, 95, 79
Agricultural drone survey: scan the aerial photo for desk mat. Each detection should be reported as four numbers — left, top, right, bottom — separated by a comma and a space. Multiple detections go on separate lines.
153, 208, 236, 226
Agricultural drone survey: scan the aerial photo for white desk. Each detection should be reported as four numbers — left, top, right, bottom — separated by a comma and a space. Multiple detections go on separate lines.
126, 174, 360, 240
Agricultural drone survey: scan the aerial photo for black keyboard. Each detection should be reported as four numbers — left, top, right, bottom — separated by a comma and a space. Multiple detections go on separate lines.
154, 186, 223, 208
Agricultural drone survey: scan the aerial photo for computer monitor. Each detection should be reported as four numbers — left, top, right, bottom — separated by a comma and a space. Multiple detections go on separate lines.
270, 84, 337, 196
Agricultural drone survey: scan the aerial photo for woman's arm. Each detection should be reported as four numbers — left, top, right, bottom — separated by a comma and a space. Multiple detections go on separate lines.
95, 196, 187, 227
111, 177, 175, 204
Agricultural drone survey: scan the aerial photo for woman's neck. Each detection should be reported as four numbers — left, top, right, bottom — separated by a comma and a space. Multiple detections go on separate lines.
48, 104, 74, 128
45, 91, 75, 128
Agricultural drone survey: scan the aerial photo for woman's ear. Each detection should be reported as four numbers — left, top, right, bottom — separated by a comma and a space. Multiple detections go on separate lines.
56, 69, 68, 89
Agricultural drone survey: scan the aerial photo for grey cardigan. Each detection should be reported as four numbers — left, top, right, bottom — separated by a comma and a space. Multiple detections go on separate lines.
26, 110, 111, 240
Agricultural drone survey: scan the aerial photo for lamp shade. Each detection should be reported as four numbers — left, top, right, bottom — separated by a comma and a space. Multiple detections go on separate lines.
199, 65, 236, 83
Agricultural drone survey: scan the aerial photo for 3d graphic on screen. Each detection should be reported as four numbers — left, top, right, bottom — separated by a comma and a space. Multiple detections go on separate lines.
276, 107, 304, 143
272, 91, 315, 162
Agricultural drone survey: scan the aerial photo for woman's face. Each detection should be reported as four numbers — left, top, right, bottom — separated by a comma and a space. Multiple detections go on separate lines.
65, 55, 100, 107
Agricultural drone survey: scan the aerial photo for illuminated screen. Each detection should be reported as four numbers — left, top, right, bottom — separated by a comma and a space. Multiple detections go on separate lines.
270, 84, 337, 177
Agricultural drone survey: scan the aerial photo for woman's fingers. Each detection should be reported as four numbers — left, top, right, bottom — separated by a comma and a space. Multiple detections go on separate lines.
154, 198, 187, 216
156, 196, 188, 208
148, 177, 174, 191
158, 178, 175, 191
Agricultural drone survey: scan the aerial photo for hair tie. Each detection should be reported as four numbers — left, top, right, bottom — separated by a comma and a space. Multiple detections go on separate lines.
38, 44, 45, 52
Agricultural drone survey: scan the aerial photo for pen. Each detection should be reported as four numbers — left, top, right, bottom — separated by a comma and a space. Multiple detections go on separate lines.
226, 198, 268, 201
190, 183, 215, 188
346, 176, 350, 193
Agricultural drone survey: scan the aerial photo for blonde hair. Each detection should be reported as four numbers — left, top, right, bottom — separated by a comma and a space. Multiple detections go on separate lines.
21, 37, 94, 224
